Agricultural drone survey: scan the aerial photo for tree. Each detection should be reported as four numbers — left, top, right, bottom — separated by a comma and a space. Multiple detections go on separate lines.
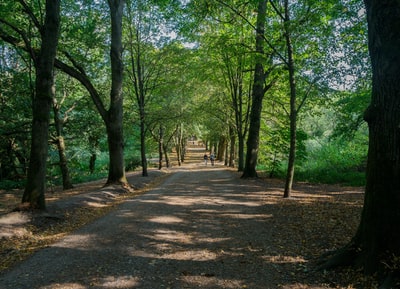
241, 0, 267, 178
54, 0, 128, 186
321, 1, 400, 286
124, 0, 152, 177
124, 0, 183, 176
20, 0, 61, 209
51, 80, 74, 190
218, 35, 252, 171
279, 0, 298, 197
106, 0, 126, 185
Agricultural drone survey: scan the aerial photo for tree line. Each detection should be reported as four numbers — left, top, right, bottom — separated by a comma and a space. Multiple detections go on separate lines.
1, 0, 400, 285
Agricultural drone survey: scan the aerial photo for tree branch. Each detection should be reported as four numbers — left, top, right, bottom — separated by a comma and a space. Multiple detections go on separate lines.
54, 58, 108, 121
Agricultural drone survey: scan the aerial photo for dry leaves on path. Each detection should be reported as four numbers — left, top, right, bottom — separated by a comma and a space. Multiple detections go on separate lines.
0, 169, 168, 272
0, 164, 373, 288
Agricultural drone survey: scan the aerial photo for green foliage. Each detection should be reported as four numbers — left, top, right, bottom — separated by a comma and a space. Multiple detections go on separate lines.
332, 90, 370, 139
259, 127, 308, 177
294, 134, 367, 186
125, 155, 142, 172
0, 179, 26, 190
0, 0, 371, 191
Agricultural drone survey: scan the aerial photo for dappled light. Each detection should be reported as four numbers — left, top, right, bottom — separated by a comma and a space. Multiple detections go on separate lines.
148, 215, 186, 224
98, 276, 140, 288
39, 283, 87, 289
0, 150, 365, 288
263, 255, 307, 264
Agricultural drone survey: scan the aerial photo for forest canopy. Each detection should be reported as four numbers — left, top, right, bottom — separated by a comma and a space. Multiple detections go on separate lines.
0, 0, 369, 191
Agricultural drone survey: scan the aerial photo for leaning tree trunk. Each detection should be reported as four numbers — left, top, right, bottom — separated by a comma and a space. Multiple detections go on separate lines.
229, 125, 236, 167
106, 0, 127, 185
54, 136, 73, 189
237, 131, 245, 171
241, 0, 267, 179
283, 0, 297, 198
158, 125, 163, 170
321, 1, 400, 285
52, 98, 73, 190
139, 111, 148, 176
162, 143, 170, 168
22, 0, 60, 210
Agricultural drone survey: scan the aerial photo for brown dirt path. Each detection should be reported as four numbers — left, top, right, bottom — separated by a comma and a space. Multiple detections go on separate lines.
0, 148, 367, 289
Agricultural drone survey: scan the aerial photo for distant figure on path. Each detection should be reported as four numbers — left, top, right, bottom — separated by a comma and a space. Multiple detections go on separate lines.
203, 153, 208, 165
209, 153, 215, 166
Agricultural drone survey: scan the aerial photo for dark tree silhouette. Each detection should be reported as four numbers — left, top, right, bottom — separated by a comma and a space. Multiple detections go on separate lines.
321, 1, 400, 286
22, 0, 61, 209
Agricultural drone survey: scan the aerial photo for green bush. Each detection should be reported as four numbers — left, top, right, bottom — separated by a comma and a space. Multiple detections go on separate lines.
294, 137, 367, 186
125, 155, 142, 172
260, 134, 368, 186
0, 179, 26, 190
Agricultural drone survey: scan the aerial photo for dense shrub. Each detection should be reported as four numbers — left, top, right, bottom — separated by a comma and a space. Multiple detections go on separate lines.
261, 134, 368, 186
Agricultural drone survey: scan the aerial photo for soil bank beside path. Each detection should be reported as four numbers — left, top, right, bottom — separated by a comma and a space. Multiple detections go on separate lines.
0, 159, 364, 289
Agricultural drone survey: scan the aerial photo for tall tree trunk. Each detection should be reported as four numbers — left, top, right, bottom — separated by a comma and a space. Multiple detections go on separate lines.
139, 112, 148, 176
89, 153, 96, 174
180, 134, 186, 163
127, 3, 148, 177
321, 1, 400, 285
224, 138, 229, 166
52, 98, 73, 190
283, 0, 297, 198
158, 125, 163, 170
52, 2, 127, 187
355, 0, 400, 276
22, 0, 60, 210
229, 125, 236, 167
55, 136, 73, 189
106, 0, 127, 185
223, 50, 248, 172
218, 136, 226, 161
241, 0, 267, 178
88, 135, 99, 174
175, 145, 181, 166
237, 132, 245, 171
162, 143, 170, 168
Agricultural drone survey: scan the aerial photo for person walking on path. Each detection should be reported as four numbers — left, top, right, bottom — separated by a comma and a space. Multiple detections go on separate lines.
203, 153, 208, 165
209, 153, 215, 166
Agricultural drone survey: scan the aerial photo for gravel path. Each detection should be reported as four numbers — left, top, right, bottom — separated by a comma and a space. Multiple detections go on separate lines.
0, 164, 284, 289
0, 157, 363, 289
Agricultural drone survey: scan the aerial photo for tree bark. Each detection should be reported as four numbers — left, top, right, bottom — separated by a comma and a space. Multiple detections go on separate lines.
126, 5, 148, 177
139, 111, 148, 176
106, 0, 127, 185
283, 0, 297, 198
223, 49, 249, 171
241, 0, 267, 178
357, 0, 400, 275
321, 1, 400, 284
22, 0, 60, 210
52, 98, 73, 190
162, 143, 170, 168
158, 125, 163, 170
229, 125, 236, 167
52, 1, 127, 187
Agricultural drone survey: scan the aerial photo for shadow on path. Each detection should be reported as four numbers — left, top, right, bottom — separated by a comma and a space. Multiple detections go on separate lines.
0, 163, 361, 289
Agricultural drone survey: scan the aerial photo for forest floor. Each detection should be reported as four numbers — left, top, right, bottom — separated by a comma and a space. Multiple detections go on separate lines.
0, 147, 377, 289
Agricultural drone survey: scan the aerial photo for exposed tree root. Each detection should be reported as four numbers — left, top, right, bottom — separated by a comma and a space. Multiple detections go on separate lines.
103, 181, 135, 193
317, 244, 400, 288
317, 243, 360, 271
